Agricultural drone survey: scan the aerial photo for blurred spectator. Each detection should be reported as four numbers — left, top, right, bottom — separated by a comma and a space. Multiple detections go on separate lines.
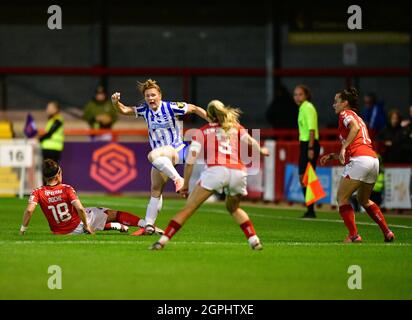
377, 109, 409, 163
361, 92, 386, 139
401, 106, 412, 163
39, 101, 64, 163
266, 83, 298, 129
83, 85, 118, 140
400, 105, 412, 128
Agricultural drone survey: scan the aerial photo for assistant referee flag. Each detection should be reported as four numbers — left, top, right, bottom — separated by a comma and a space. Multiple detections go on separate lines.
302, 162, 326, 205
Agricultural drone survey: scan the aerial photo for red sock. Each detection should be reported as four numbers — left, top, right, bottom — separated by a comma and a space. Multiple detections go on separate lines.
365, 203, 390, 234
339, 204, 358, 236
240, 220, 256, 239
116, 211, 141, 227
164, 220, 182, 239
104, 223, 113, 230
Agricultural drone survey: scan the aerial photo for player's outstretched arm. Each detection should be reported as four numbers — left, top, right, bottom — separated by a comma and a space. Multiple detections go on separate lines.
72, 200, 94, 234
187, 104, 209, 122
241, 133, 270, 156
20, 203, 36, 235
111, 92, 135, 116
320, 153, 339, 166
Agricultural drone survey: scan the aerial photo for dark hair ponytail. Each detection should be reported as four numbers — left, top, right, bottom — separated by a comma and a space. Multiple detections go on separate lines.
338, 87, 359, 113
42, 159, 60, 179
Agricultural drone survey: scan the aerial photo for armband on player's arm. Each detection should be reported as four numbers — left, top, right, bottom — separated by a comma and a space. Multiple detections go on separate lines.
342, 121, 360, 149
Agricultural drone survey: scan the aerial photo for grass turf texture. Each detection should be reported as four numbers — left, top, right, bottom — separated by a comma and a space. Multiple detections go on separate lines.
1, 196, 412, 300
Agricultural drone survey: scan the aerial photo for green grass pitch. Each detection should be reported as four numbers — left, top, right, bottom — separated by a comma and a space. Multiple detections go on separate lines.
1, 195, 412, 300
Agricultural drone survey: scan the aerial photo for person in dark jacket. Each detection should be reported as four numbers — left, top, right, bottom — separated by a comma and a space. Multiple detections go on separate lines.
361, 93, 386, 140
377, 109, 409, 163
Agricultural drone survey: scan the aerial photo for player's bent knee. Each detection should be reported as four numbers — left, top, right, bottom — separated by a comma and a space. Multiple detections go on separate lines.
337, 196, 350, 206
148, 152, 157, 163
150, 190, 162, 198
105, 210, 118, 221
359, 199, 373, 208
226, 204, 238, 214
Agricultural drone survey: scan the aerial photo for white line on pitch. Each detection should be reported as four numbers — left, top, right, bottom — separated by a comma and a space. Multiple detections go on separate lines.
75, 200, 412, 230
0, 240, 411, 247
202, 208, 412, 230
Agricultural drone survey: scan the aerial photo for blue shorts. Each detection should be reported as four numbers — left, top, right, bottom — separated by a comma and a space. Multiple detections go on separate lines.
174, 142, 189, 164
151, 142, 189, 171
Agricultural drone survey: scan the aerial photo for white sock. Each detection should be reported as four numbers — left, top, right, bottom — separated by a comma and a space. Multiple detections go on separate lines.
157, 195, 163, 213
145, 196, 161, 225
138, 196, 162, 228
159, 235, 170, 245
107, 222, 120, 230
152, 156, 181, 182
248, 235, 260, 246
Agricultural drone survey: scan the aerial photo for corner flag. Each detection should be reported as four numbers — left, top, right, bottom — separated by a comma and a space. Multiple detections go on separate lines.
302, 162, 326, 206
23, 113, 38, 138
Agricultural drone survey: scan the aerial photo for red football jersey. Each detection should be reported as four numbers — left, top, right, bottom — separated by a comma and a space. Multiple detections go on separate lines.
29, 184, 81, 234
194, 123, 248, 170
338, 110, 376, 163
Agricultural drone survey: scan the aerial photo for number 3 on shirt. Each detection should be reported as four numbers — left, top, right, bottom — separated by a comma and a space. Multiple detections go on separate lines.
216, 131, 232, 155
48, 203, 71, 223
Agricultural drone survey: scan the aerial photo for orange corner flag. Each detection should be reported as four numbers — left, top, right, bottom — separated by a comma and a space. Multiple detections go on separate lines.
302, 163, 326, 206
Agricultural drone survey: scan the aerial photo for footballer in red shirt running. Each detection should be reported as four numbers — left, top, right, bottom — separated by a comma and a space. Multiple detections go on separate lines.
20, 159, 162, 235
320, 87, 394, 243
150, 100, 269, 251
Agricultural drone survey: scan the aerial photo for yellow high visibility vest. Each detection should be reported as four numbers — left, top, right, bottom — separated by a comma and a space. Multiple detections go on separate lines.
373, 172, 384, 193
41, 114, 64, 151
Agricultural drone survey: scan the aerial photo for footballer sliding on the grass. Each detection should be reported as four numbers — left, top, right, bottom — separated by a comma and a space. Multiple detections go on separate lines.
20, 159, 163, 235
151, 100, 269, 250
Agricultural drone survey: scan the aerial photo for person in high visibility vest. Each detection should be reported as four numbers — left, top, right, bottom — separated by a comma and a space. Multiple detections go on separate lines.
39, 101, 64, 163
294, 84, 321, 219
370, 154, 384, 206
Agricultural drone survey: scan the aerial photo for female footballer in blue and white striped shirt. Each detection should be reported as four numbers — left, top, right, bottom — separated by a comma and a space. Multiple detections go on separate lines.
111, 79, 208, 234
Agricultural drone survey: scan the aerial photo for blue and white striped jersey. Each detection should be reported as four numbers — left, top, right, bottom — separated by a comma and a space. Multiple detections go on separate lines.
133, 101, 189, 150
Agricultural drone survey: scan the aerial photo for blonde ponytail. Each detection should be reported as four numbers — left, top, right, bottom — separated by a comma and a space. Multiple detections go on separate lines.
207, 100, 241, 132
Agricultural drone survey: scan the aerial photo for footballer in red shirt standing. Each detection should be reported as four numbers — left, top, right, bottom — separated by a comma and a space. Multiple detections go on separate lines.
151, 100, 269, 250
320, 88, 394, 243
20, 159, 158, 235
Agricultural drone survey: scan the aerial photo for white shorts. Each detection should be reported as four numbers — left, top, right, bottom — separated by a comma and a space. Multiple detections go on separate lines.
69, 207, 109, 234
199, 166, 248, 196
342, 156, 379, 184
